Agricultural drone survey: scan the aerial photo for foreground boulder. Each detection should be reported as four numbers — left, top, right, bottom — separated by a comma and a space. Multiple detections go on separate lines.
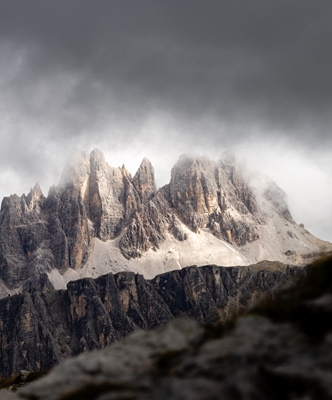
2, 255, 332, 400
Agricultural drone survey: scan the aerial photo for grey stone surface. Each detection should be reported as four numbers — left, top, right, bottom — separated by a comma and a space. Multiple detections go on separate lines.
0, 263, 304, 379
0, 150, 329, 293
3, 256, 332, 400
132, 157, 156, 204
0, 150, 147, 289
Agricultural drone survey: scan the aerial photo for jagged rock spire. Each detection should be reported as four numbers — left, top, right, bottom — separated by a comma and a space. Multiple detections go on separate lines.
0, 149, 330, 295
58, 150, 90, 190
133, 157, 156, 204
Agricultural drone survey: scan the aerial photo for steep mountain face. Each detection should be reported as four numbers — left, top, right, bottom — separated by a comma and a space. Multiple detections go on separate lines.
5, 257, 332, 400
0, 149, 151, 293
0, 262, 305, 379
118, 154, 262, 259
0, 149, 330, 295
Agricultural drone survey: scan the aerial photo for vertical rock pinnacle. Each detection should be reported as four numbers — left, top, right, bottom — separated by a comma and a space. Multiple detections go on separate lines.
133, 158, 156, 204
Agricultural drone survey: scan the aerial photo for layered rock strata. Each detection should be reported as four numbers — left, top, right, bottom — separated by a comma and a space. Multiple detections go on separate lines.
0, 262, 304, 379
2, 256, 332, 400
0, 150, 152, 291
0, 149, 330, 294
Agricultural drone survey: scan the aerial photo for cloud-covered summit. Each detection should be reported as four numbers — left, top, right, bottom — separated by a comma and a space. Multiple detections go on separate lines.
0, 1, 331, 241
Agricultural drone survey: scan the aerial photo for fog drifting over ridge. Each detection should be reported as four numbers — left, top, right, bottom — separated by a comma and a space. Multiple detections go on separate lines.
2, 141, 331, 243
0, 1, 331, 242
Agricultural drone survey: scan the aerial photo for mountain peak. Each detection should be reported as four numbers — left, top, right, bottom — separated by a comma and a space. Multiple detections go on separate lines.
24, 182, 44, 209
221, 150, 236, 165
90, 148, 106, 165
0, 150, 330, 296
58, 151, 90, 188
31, 182, 43, 196
133, 157, 156, 203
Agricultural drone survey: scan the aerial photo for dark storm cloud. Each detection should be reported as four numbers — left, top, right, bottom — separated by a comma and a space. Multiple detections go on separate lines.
1, 0, 332, 145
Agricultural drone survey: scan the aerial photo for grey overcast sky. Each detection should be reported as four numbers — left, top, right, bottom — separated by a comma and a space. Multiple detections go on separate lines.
0, 1, 331, 241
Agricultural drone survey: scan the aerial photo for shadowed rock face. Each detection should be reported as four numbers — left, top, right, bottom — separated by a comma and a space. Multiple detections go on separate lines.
2, 256, 332, 400
0, 149, 330, 292
0, 262, 304, 379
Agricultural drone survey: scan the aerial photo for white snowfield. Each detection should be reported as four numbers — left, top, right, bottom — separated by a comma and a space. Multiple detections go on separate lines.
48, 213, 331, 291
48, 225, 246, 290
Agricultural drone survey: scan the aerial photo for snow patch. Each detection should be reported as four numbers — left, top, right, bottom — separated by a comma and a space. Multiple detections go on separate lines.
0, 279, 22, 299
47, 224, 247, 290
46, 214, 331, 291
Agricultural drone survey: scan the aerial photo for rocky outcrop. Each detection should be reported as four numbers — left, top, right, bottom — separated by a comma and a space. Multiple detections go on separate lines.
119, 189, 173, 259
166, 154, 261, 244
0, 184, 51, 289
0, 149, 330, 293
132, 157, 156, 203
0, 150, 152, 290
120, 154, 263, 259
3, 256, 332, 400
0, 262, 305, 379
119, 153, 332, 263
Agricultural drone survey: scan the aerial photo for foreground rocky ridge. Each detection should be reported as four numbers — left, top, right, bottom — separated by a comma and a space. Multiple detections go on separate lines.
3, 256, 332, 400
0, 149, 330, 294
0, 262, 305, 379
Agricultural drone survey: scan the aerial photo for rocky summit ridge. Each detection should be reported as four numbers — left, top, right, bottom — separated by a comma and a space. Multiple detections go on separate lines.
0, 149, 330, 296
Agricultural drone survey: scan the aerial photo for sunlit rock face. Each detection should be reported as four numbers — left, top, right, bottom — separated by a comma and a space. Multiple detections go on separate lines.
0, 150, 146, 290
0, 149, 331, 294
119, 153, 331, 265
132, 157, 156, 204
166, 154, 261, 244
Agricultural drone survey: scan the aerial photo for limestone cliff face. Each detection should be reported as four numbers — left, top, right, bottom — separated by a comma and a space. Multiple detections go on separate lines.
5, 257, 332, 400
132, 157, 156, 204
119, 153, 329, 263
119, 189, 173, 259
119, 153, 268, 259
166, 155, 261, 244
88, 149, 140, 240
0, 185, 51, 289
0, 150, 152, 290
0, 149, 330, 293
0, 262, 305, 378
